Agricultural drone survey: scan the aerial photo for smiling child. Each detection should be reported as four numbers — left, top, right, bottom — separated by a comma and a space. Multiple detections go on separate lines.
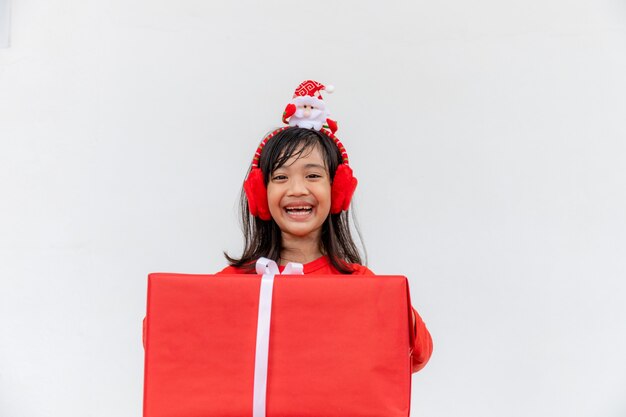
218, 80, 433, 373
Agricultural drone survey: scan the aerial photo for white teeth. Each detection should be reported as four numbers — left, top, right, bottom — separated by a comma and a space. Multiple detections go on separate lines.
285, 206, 313, 212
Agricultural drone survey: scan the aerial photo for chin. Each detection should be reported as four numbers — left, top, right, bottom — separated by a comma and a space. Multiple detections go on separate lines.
277, 220, 325, 238
282, 225, 320, 238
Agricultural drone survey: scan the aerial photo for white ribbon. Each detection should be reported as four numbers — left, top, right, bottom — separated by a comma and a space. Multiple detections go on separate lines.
253, 258, 303, 417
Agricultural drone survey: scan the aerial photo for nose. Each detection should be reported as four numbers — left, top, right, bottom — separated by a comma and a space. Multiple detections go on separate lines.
303, 107, 311, 117
287, 176, 309, 196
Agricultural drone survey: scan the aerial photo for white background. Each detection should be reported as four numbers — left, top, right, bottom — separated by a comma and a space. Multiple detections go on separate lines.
0, 0, 10, 48
1, 1, 625, 416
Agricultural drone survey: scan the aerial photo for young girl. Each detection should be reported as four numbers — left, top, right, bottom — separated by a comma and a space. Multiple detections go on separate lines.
219, 80, 433, 373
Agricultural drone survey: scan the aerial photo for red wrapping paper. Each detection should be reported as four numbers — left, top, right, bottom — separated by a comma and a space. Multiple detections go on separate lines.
143, 273, 414, 417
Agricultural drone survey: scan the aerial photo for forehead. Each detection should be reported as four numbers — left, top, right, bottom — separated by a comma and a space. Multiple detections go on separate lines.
277, 144, 327, 169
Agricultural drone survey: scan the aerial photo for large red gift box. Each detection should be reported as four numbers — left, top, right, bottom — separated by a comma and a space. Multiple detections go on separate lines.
143, 271, 415, 417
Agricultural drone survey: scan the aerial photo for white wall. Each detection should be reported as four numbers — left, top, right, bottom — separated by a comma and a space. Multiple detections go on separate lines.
0, 0, 10, 48
1, 1, 625, 416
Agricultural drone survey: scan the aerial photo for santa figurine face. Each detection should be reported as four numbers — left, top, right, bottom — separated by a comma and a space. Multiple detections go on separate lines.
281, 81, 338, 134
290, 97, 329, 131
299, 104, 316, 118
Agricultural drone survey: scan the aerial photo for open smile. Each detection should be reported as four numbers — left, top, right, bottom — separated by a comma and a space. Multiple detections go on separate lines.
284, 204, 314, 220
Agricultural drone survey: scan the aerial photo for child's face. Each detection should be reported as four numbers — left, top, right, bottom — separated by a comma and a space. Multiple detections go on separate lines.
267, 145, 331, 240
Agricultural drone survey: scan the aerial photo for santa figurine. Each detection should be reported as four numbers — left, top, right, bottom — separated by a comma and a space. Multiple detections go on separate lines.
282, 80, 338, 134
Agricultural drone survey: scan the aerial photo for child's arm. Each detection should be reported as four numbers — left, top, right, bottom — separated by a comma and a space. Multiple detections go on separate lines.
410, 307, 433, 373
354, 265, 433, 372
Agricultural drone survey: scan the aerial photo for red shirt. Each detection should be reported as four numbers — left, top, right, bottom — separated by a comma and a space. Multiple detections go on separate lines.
217, 255, 374, 275
218, 256, 433, 373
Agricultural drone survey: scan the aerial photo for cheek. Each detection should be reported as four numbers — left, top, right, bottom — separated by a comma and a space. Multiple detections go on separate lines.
266, 186, 279, 208
316, 184, 332, 210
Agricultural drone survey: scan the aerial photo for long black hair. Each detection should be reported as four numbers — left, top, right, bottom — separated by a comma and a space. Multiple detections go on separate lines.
224, 127, 365, 273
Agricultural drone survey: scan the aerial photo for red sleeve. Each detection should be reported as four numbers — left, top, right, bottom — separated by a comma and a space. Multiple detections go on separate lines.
410, 307, 433, 373
215, 265, 240, 274
216, 265, 255, 274
353, 264, 432, 372
350, 264, 375, 275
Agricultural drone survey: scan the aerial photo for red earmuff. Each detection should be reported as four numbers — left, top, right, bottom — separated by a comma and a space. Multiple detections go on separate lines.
243, 128, 357, 221
330, 164, 358, 213
243, 167, 272, 221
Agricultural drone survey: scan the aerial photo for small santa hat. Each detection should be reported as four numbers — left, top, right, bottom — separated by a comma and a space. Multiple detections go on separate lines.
290, 80, 335, 110
293, 80, 335, 99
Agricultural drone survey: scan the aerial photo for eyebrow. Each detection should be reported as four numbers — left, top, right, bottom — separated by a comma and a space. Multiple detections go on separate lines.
275, 163, 328, 173
303, 163, 327, 170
